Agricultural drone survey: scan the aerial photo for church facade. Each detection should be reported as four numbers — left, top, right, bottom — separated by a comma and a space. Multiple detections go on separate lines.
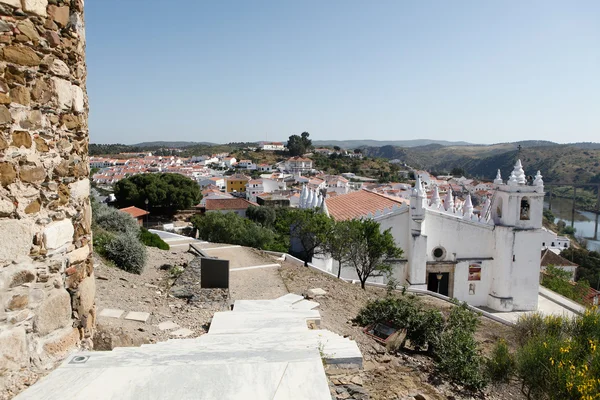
303, 160, 545, 312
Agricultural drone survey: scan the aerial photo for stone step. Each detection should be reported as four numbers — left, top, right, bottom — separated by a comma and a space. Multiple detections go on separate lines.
208, 310, 320, 335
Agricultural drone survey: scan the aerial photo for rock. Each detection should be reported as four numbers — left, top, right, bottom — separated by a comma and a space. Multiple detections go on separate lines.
68, 178, 89, 201
33, 289, 72, 335
0, 327, 27, 370
42, 327, 80, 356
32, 79, 51, 102
11, 130, 32, 148
0, 104, 12, 124
22, 0, 48, 17
47, 5, 69, 27
306, 287, 327, 298
43, 219, 74, 250
0, 197, 15, 215
19, 165, 46, 184
51, 77, 73, 110
34, 137, 49, 152
93, 323, 149, 351
10, 86, 30, 105
2, 46, 41, 66
72, 84, 84, 112
16, 20, 39, 41
0, 20, 11, 32
0, 93, 9, 104
6, 293, 28, 311
350, 376, 363, 386
0, 162, 16, 186
24, 198, 41, 214
50, 58, 70, 77
61, 113, 81, 129
413, 395, 427, 400
45, 30, 60, 47
76, 274, 95, 316
67, 245, 89, 265
0, 219, 32, 262
0, 0, 21, 8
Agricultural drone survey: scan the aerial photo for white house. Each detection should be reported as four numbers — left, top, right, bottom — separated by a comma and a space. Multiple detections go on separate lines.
261, 142, 285, 151
540, 227, 571, 250
257, 164, 273, 172
246, 178, 286, 203
221, 157, 237, 168
305, 160, 546, 312
237, 160, 254, 169
285, 157, 313, 175
199, 176, 225, 189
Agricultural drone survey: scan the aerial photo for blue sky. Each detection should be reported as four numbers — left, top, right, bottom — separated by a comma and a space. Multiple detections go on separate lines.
86, 1, 599, 145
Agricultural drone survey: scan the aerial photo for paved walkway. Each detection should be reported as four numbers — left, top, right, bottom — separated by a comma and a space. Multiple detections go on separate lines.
487, 293, 580, 324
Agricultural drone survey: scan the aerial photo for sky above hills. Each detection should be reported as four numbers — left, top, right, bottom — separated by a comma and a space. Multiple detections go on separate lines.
86, 1, 599, 145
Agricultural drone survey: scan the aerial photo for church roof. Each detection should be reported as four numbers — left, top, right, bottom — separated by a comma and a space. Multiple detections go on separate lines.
540, 249, 579, 267
324, 189, 408, 221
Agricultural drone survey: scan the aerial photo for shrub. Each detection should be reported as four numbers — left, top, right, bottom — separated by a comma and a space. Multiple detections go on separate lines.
93, 202, 139, 235
93, 229, 116, 256
485, 339, 515, 383
104, 232, 147, 274
140, 227, 170, 250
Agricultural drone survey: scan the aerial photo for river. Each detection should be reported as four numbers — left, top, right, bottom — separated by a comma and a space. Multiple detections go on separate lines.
544, 196, 600, 252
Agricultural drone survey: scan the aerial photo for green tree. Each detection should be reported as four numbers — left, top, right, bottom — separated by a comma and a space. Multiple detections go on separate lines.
287, 132, 312, 156
289, 209, 334, 263
114, 173, 201, 215
323, 219, 353, 278
191, 212, 276, 250
246, 205, 276, 228
333, 146, 341, 152
346, 219, 403, 289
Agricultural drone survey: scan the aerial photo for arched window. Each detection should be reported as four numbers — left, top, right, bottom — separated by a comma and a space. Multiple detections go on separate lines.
520, 197, 530, 220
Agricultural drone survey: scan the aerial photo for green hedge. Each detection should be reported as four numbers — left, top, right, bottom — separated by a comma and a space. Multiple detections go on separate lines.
140, 227, 170, 250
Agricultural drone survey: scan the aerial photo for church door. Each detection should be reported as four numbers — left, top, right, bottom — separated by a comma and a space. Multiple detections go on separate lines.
427, 272, 449, 296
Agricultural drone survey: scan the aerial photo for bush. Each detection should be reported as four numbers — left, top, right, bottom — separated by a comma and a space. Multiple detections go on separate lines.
93, 229, 115, 256
485, 339, 515, 383
93, 201, 139, 235
104, 232, 147, 274
192, 212, 277, 250
140, 227, 170, 250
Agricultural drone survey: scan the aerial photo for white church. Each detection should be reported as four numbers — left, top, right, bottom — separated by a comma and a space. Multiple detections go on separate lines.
299, 160, 545, 312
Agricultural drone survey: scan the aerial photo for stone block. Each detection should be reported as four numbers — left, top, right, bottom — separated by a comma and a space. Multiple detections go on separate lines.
6, 267, 35, 288
16, 20, 39, 42
306, 288, 327, 298
99, 308, 124, 319
41, 327, 79, 356
0, 105, 11, 124
0, 219, 32, 262
67, 245, 89, 265
68, 178, 89, 201
157, 321, 179, 331
0, 198, 15, 216
0, 0, 21, 8
49, 59, 70, 77
6, 293, 28, 311
0, 162, 16, 186
124, 311, 150, 323
22, 0, 48, 17
2, 46, 41, 66
43, 219, 74, 250
51, 77, 72, 110
47, 5, 69, 27
76, 274, 95, 316
0, 327, 27, 370
33, 289, 72, 335
72, 84, 84, 112
19, 165, 46, 184
11, 131, 32, 148
10, 86, 31, 105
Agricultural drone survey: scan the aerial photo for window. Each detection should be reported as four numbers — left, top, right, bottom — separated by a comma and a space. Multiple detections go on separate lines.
520, 197, 530, 220
432, 246, 446, 261
542, 242, 545, 247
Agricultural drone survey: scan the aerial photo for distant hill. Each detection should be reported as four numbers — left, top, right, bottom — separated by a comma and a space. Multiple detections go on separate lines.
133, 141, 216, 148
363, 142, 600, 183
312, 139, 474, 148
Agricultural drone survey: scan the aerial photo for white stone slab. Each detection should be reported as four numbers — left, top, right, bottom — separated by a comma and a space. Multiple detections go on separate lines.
307, 288, 327, 297
275, 293, 304, 305
157, 321, 179, 331
98, 309, 124, 319
124, 311, 150, 323
291, 300, 320, 310
170, 328, 193, 338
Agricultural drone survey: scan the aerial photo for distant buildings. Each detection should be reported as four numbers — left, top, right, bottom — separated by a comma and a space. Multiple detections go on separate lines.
226, 174, 250, 193
261, 142, 285, 151
285, 157, 313, 175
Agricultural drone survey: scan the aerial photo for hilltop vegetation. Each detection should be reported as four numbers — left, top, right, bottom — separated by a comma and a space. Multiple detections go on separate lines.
364, 143, 600, 184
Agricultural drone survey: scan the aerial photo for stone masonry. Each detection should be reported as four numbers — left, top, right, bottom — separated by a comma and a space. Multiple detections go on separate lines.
0, 0, 92, 394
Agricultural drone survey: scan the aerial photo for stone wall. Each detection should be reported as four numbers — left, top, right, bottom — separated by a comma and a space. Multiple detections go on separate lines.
0, 0, 92, 395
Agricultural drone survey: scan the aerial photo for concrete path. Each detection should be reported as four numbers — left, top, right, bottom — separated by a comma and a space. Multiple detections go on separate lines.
487, 293, 579, 324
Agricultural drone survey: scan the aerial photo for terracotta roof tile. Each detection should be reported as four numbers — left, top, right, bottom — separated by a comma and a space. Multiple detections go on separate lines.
119, 206, 149, 218
325, 189, 408, 221
205, 198, 257, 211
541, 249, 579, 267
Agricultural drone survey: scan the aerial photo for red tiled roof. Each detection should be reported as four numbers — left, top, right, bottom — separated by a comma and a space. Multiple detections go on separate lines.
205, 198, 258, 211
325, 189, 408, 221
119, 206, 149, 218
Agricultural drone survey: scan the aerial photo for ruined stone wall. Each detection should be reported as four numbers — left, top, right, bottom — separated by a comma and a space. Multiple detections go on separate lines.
0, 0, 93, 394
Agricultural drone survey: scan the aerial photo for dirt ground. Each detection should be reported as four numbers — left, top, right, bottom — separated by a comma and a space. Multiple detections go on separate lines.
277, 260, 526, 400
